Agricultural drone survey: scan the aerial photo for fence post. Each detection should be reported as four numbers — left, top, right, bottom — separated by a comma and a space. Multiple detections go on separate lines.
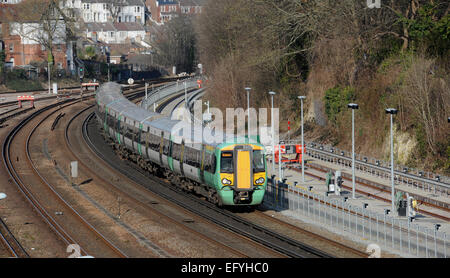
391, 217, 394, 249
376, 213, 379, 243
306, 193, 310, 217
400, 221, 402, 253
416, 224, 419, 257
445, 233, 447, 258
434, 229, 438, 258
318, 195, 322, 223
408, 218, 411, 255
384, 214, 387, 248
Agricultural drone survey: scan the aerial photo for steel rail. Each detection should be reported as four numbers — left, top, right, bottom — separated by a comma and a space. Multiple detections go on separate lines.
2, 99, 88, 257
305, 146, 450, 190
67, 106, 263, 258
25, 101, 128, 258
83, 110, 334, 258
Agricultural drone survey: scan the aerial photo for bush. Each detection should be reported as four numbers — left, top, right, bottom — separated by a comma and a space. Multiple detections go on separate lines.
5, 69, 43, 91
324, 86, 355, 126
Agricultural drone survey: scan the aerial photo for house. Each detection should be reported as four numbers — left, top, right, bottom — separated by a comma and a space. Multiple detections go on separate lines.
146, 0, 204, 24
0, 2, 71, 72
84, 21, 146, 45
0, 0, 23, 3
179, 0, 204, 15
62, 0, 146, 25
146, 0, 179, 24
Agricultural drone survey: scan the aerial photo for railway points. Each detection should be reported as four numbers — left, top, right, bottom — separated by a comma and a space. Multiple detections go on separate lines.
1, 77, 446, 259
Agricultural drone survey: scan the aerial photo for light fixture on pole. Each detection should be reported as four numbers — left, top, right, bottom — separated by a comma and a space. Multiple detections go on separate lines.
298, 96, 306, 183
269, 91, 276, 177
386, 108, 398, 213
348, 103, 359, 199
245, 87, 251, 141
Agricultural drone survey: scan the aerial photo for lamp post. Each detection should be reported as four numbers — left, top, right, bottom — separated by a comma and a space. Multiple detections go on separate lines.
269, 91, 276, 177
48, 62, 51, 95
245, 87, 251, 141
298, 96, 306, 183
386, 108, 398, 213
348, 103, 359, 199
184, 81, 187, 107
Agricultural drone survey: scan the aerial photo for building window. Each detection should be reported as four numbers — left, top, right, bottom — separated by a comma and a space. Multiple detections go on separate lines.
9, 43, 13, 52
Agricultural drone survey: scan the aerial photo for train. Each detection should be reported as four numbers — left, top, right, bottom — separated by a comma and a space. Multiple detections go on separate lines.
94, 82, 267, 206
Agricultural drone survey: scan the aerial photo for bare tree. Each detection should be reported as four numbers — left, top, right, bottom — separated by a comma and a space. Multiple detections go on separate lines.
6, 0, 74, 68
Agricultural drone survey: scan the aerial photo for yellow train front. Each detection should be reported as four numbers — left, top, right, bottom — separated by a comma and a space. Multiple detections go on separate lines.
213, 142, 267, 206
95, 82, 267, 207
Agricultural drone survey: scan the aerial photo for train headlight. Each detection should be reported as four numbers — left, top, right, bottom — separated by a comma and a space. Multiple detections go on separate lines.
222, 178, 232, 185
255, 177, 265, 185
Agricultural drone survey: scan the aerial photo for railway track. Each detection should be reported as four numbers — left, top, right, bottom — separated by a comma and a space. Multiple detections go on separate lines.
80, 86, 369, 258
304, 144, 450, 196
285, 164, 450, 222
0, 217, 29, 258
0, 79, 193, 257
0, 84, 154, 257
64, 105, 284, 258
3, 98, 129, 258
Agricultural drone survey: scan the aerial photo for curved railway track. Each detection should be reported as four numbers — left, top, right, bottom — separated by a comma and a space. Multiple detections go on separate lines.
0, 79, 190, 257
286, 164, 450, 222
0, 85, 156, 257
0, 80, 366, 258
81, 88, 366, 258
65, 105, 286, 258
2, 98, 129, 258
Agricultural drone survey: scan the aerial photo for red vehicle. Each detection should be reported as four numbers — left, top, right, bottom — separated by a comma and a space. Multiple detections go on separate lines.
274, 144, 306, 164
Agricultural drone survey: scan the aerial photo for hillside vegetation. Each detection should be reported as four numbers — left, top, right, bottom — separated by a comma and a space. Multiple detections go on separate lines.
194, 0, 450, 174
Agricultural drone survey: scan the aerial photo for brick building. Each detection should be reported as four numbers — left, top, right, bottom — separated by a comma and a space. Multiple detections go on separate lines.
0, 3, 71, 72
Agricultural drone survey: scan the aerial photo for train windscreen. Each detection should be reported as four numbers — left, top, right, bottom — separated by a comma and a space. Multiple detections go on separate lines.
252, 150, 265, 173
220, 152, 234, 173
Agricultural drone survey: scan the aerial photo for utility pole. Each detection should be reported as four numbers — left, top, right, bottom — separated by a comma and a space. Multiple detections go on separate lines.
269, 91, 276, 177
348, 103, 359, 199
298, 96, 306, 183
386, 108, 398, 213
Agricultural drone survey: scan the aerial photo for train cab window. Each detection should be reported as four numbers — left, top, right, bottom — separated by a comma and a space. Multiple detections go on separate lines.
253, 150, 265, 173
220, 152, 233, 173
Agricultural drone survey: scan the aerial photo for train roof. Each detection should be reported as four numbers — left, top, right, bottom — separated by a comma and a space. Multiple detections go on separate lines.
96, 82, 264, 148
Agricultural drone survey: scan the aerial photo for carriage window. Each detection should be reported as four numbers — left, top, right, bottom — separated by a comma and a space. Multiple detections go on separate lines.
204, 153, 216, 173
253, 150, 265, 173
220, 152, 233, 173
172, 143, 181, 160
148, 132, 160, 151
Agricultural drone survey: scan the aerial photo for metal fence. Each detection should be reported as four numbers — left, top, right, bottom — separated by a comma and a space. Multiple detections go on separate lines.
140, 78, 198, 110
283, 139, 450, 186
264, 179, 448, 258
280, 140, 450, 199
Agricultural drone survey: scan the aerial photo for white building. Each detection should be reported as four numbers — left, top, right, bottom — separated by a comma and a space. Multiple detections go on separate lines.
85, 21, 146, 45
62, 0, 146, 25
0, 0, 23, 4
